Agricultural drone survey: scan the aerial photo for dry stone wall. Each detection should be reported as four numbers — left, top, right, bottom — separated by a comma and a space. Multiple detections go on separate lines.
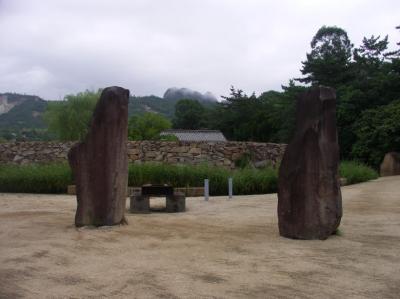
0, 141, 286, 169
0, 142, 76, 165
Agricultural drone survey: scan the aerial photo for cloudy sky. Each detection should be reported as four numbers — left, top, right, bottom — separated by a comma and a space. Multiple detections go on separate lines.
0, 0, 399, 100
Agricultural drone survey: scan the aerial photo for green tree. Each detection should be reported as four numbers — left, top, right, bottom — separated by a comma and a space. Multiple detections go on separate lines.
337, 33, 400, 159
261, 81, 307, 143
210, 83, 305, 143
211, 86, 262, 141
128, 112, 172, 140
44, 90, 100, 141
297, 26, 353, 88
296, 25, 400, 162
172, 99, 206, 129
352, 100, 400, 168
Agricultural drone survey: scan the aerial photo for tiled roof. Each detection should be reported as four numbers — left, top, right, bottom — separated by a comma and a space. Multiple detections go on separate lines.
160, 130, 227, 142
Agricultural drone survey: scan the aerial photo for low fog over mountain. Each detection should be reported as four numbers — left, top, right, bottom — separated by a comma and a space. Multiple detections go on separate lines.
163, 88, 218, 102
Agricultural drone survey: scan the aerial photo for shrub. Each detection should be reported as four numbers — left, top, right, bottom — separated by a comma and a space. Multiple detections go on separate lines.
128, 163, 231, 195
129, 163, 278, 195
0, 161, 377, 195
44, 90, 100, 141
128, 113, 172, 140
232, 167, 278, 195
339, 160, 379, 184
234, 153, 252, 169
352, 100, 400, 168
0, 163, 72, 194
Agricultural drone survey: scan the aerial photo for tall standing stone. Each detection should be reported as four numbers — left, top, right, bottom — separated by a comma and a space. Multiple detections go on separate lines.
278, 87, 342, 240
68, 86, 129, 227
380, 152, 400, 176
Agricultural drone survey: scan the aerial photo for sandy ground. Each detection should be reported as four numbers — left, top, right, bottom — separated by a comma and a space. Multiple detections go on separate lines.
0, 176, 400, 299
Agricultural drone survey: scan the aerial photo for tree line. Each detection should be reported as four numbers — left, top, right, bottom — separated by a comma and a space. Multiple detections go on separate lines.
44, 25, 400, 168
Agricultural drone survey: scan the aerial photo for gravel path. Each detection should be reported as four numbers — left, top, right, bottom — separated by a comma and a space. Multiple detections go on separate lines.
1, 176, 399, 298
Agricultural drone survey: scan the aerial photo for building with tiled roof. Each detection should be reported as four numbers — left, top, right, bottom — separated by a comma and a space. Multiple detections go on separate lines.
160, 129, 227, 142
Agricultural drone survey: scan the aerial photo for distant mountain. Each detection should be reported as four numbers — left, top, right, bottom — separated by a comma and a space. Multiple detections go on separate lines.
0, 93, 47, 129
0, 89, 218, 141
129, 88, 217, 119
129, 95, 178, 119
163, 87, 218, 102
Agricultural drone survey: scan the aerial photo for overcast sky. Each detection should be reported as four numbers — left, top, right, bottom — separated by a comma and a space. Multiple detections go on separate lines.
0, 0, 399, 100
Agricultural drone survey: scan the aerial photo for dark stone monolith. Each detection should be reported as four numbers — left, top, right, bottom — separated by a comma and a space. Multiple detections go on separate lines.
380, 152, 400, 176
278, 87, 342, 240
68, 86, 129, 227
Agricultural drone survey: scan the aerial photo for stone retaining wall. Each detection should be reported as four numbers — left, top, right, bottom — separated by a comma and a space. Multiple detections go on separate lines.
0, 141, 286, 169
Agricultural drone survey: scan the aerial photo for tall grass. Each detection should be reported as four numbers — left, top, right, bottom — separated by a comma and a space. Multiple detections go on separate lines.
0, 163, 72, 194
129, 163, 235, 195
0, 160, 378, 195
232, 167, 278, 195
339, 160, 379, 184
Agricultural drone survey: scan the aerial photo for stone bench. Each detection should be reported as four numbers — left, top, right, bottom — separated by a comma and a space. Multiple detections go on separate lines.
130, 185, 186, 213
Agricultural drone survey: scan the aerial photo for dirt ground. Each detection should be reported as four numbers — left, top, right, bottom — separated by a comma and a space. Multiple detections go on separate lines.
0, 176, 399, 299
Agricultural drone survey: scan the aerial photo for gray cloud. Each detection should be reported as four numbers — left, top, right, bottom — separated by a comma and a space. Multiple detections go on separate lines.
0, 0, 399, 100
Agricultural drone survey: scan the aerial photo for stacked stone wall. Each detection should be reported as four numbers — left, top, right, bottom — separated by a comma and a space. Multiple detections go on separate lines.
0, 141, 286, 169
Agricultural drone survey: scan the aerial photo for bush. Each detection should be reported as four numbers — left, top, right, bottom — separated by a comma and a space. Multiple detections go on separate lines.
128, 163, 279, 195
0, 163, 72, 194
44, 90, 100, 141
128, 113, 172, 140
234, 153, 252, 169
339, 161, 379, 184
0, 161, 377, 195
128, 163, 232, 195
232, 167, 278, 195
352, 100, 400, 168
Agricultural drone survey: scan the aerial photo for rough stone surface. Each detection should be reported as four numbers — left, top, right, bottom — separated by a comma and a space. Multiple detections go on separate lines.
166, 192, 186, 213
380, 152, 400, 176
68, 86, 129, 227
278, 87, 342, 240
130, 194, 150, 214
0, 140, 286, 169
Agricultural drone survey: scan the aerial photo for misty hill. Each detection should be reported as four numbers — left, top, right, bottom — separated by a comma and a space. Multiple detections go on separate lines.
0, 93, 47, 129
129, 94, 216, 119
129, 95, 178, 119
0, 89, 217, 140
163, 87, 217, 102
130, 87, 218, 119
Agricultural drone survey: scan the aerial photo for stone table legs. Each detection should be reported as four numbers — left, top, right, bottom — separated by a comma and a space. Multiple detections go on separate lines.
130, 192, 186, 213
